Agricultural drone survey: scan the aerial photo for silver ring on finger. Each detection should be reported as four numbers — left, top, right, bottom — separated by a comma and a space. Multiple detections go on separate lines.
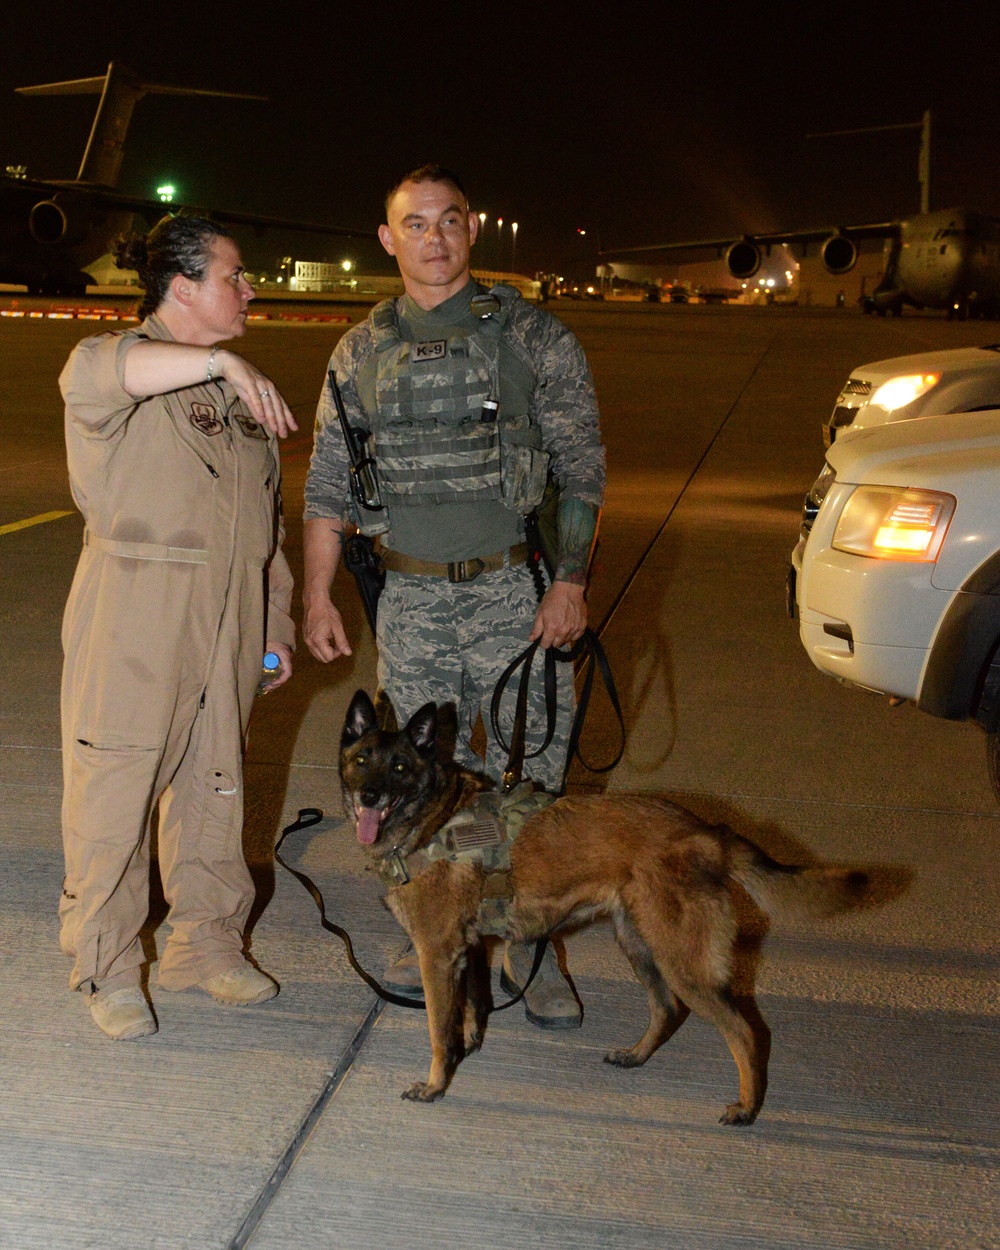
259, 389, 270, 399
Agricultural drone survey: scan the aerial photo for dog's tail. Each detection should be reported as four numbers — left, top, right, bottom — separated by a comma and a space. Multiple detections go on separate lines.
728, 833, 869, 920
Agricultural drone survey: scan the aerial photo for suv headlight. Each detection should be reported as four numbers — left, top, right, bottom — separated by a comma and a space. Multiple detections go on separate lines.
833, 486, 956, 561
802, 462, 836, 536
869, 372, 941, 412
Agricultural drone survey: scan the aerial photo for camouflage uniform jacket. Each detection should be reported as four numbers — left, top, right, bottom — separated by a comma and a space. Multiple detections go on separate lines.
304, 286, 606, 528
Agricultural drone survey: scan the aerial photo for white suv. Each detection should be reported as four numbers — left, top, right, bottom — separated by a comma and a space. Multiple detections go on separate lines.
823, 345, 1000, 446
791, 407, 1000, 799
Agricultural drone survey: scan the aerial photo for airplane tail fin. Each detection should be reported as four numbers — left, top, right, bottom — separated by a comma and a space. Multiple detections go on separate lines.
16, 62, 265, 188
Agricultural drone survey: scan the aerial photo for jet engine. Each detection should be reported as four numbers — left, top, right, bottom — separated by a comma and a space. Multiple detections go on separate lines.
28, 197, 92, 247
726, 239, 761, 279
821, 233, 858, 275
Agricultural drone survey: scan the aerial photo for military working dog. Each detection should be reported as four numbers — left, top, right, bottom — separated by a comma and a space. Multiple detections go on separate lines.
340, 689, 868, 1124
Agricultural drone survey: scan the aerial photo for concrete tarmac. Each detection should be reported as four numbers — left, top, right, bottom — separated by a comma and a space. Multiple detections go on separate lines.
0, 300, 997, 1249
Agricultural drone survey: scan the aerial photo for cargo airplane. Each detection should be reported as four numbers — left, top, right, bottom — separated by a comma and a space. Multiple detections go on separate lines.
599, 211, 1000, 320
600, 114, 1000, 320
0, 62, 375, 295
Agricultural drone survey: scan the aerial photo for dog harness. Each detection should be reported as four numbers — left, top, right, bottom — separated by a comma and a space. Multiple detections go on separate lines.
378, 783, 554, 936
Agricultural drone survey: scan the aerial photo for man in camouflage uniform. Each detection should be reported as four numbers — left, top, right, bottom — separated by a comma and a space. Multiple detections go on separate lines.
303, 165, 605, 1027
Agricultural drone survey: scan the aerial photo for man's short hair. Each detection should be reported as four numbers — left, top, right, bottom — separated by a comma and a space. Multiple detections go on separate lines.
384, 165, 468, 217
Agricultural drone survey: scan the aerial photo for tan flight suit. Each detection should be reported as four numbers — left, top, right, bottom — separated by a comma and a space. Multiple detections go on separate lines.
57, 314, 294, 994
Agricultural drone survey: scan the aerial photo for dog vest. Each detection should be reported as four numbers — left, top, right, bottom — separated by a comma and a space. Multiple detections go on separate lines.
362, 286, 549, 514
378, 783, 555, 936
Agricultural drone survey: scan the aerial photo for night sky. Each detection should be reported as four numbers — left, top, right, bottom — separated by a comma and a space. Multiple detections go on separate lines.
2, 2, 999, 278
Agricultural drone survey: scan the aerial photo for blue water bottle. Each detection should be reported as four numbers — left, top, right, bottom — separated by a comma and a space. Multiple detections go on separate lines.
258, 650, 281, 695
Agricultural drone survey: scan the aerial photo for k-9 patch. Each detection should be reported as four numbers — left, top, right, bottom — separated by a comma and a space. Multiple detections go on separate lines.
409, 340, 447, 363
189, 403, 223, 436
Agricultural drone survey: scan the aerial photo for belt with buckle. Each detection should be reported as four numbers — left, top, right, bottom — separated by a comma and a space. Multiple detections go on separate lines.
378, 543, 529, 583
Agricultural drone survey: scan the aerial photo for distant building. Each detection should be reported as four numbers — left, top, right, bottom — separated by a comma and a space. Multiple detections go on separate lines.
283, 260, 540, 301
470, 270, 542, 301
83, 252, 138, 287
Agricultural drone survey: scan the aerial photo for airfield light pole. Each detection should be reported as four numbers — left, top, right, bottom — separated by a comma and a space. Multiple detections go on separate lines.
511, 221, 518, 270
497, 218, 504, 272
476, 212, 487, 267
806, 110, 932, 214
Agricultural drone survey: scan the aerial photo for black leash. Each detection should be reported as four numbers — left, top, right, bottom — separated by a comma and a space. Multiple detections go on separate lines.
274, 808, 547, 1013
489, 627, 626, 793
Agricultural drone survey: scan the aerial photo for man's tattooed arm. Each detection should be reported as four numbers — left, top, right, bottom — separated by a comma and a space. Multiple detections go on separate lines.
555, 496, 600, 585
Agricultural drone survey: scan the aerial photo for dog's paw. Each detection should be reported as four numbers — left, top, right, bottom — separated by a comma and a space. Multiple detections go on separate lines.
604, 1047, 644, 1068
401, 1081, 446, 1103
719, 1102, 758, 1127
463, 1029, 484, 1056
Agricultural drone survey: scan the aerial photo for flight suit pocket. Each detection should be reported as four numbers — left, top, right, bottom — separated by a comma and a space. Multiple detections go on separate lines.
66, 739, 160, 845
197, 767, 242, 857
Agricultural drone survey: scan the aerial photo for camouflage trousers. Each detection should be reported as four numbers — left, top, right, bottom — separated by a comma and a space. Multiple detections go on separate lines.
375, 562, 576, 792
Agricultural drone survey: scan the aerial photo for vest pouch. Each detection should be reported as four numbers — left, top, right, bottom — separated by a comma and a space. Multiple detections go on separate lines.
375, 418, 503, 506
349, 430, 391, 537
498, 416, 550, 513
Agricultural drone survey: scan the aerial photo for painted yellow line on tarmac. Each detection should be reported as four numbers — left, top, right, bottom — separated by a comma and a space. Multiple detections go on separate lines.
0, 510, 74, 537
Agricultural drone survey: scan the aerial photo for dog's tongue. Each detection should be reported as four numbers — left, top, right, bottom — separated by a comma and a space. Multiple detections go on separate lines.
357, 807, 381, 845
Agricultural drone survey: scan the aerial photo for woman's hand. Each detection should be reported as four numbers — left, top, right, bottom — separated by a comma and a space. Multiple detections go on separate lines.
259, 642, 293, 692
122, 341, 298, 438
217, 351, 298, 438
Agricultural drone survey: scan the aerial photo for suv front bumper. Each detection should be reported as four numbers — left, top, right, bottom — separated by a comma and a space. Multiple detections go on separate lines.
793, 536, 953, 701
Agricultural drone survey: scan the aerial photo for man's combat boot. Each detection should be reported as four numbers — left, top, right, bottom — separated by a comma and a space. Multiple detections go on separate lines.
500, 940, 582, 1030
380, 948, 424, 999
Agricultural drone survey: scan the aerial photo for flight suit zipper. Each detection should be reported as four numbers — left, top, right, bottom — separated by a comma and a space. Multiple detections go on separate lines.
198, 405, 241, 710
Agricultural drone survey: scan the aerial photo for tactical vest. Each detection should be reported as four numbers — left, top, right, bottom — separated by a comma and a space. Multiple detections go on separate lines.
378, 783, 554, 936
363, 286, 549, 516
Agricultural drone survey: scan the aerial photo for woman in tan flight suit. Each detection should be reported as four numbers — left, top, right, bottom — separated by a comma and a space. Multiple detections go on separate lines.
58, 215, 298, 1040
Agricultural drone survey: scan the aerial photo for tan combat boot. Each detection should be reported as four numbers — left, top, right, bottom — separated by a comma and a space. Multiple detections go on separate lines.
88, 985, 157, 1041
500, 940, 582, 1029
197, 962, 278, 1006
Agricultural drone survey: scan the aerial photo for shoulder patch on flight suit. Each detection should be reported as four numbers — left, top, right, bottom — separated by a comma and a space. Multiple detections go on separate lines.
409, 340, 447, 363
233, 414, 269, 440
190, 403, 223, 436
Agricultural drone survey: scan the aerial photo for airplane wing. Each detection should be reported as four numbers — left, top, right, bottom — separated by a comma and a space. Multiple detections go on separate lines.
599, 222, 899, 259
6, 176, 378, 240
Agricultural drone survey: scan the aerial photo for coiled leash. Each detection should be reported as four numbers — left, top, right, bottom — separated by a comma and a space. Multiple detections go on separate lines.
274, 808, 546, 1012
489, 627, 626, 793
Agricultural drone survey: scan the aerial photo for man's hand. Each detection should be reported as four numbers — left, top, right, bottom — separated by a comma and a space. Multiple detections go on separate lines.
529, 581, 587, 650
260, 642, 293, 692
304, 595, 353, 662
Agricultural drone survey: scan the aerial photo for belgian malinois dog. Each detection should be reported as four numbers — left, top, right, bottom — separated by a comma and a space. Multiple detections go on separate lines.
340, 689, 867, 1124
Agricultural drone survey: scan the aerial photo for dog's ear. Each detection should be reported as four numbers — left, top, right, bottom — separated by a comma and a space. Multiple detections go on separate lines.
343, 690, 378, 745
405, 701, 438, 757
435, 701, 458, 765
374, 688, 399, 732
